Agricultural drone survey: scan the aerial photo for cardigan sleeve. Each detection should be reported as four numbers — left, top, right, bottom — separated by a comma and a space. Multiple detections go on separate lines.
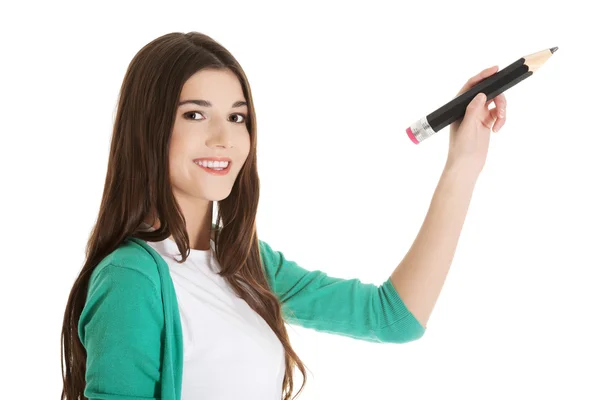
78, 263, 163, 400
259, 240, 425, 343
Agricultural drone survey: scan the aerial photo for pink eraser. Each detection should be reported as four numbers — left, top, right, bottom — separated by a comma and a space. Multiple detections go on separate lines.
406, 127, 419, 144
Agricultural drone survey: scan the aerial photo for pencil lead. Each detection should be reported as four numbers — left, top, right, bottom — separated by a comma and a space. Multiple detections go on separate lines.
550, 47, 558, 54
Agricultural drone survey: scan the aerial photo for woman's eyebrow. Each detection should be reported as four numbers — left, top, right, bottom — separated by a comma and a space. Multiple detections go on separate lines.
178, 99, 247, 108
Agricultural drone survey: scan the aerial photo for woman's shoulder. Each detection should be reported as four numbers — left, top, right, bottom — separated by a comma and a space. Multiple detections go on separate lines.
78, 237, 166, 359
89, 237, 162, 290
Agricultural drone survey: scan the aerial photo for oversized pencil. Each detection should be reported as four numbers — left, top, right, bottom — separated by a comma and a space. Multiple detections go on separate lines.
405, 47, 558, 144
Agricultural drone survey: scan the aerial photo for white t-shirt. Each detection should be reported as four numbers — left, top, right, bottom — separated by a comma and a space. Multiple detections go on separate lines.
141, 225, 286, 400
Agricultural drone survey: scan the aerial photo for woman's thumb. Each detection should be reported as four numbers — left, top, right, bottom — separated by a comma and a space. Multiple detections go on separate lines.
465, 93, 486, 120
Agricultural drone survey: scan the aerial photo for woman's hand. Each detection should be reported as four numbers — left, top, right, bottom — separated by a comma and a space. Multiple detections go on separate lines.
445, 65, 507, 178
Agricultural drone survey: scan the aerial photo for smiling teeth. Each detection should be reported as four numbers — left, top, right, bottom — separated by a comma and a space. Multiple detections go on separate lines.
196, 160, 229, 170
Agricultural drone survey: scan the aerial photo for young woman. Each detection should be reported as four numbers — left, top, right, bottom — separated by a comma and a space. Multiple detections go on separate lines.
60, 31, 507, 400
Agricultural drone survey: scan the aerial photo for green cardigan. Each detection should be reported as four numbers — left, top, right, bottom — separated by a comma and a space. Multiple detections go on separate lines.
78, 236, 425, 400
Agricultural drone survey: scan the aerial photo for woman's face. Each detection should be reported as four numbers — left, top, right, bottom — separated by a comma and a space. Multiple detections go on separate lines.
169, 68, 251, 203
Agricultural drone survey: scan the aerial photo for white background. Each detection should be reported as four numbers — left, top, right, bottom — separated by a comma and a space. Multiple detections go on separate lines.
1, 0, 598, 398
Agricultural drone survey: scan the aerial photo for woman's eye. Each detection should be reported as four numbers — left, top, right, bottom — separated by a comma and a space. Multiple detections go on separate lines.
230, 114, 247, 123
184, 111, 203, 120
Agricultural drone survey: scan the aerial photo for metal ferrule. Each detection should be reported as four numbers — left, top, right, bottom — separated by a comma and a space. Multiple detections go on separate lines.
409, 117, 436, 143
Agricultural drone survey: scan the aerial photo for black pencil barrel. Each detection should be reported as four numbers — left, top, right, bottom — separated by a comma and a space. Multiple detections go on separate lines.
427, 58, 532, 131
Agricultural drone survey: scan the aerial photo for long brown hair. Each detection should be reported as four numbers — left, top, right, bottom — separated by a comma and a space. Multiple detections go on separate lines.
60, 31, 308, 400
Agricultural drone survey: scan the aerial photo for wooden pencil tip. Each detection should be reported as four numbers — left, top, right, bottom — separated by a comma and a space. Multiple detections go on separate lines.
550, 47, 558, 54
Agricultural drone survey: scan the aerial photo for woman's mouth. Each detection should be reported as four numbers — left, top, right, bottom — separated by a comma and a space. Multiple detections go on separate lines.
194, 161, 231, 176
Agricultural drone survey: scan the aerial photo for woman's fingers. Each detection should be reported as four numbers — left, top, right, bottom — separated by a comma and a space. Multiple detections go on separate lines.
454, 65, 507, 132
481, 107, 498, 131
479, 93, 507, 133
491, 93, 507, 132
452, 65, 507, 132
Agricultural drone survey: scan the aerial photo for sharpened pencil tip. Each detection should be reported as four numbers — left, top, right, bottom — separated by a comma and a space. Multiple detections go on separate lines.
550, 46, 558, 53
